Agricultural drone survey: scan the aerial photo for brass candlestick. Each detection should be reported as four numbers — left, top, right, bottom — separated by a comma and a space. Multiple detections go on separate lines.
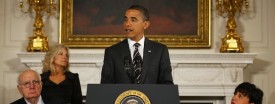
19, 0, 58, 52
216, 0, 250, 53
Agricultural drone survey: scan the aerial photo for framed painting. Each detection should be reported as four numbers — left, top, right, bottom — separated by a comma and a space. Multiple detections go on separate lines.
59, 0, 211, 48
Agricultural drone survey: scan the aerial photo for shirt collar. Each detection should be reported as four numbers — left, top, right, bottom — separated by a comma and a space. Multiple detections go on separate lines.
127, 36, 145, 47
24, 95, 44, 104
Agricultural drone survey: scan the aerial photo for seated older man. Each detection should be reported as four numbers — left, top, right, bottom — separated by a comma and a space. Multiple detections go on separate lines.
11, 69, 64, 104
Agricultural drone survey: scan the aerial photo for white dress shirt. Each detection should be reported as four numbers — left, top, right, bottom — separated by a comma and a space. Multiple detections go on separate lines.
128, 36, 145, 61
24, 95, 44, 104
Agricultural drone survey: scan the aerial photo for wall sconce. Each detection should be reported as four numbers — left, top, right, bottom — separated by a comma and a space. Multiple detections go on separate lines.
18, 0, 58, 52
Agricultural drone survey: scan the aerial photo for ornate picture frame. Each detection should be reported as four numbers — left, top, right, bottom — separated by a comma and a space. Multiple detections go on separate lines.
59, 0, 211, 48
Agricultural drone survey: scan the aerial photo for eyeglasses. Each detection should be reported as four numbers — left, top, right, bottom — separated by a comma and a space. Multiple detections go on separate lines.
19, 80, 41, 88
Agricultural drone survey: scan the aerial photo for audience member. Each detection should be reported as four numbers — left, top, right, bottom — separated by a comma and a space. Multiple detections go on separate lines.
232, 82, 264, 104
41, 44, 82, 104
11, 69, 64, 104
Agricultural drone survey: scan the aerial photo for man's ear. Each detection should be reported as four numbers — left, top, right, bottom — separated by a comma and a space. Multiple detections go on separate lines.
17, 85, 23, 95
144, 21, 150, 29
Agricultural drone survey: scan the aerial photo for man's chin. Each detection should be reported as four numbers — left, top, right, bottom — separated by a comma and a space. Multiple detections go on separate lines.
126, 34, 134, 39
26, 93, 39, 98
125, 33, 134, 37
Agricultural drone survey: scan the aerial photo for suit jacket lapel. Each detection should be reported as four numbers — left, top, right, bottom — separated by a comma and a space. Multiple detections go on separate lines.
120, 39, 132, 60
140, 38, 152, 83
19, 97, 27, 104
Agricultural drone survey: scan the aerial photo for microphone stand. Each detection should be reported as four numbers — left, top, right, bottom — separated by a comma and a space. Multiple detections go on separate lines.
124, 56, 134, 83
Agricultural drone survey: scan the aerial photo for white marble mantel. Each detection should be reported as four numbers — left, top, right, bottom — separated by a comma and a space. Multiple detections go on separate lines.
17, 52, 257, 104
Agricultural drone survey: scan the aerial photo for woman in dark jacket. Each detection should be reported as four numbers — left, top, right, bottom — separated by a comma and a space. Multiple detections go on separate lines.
41, 44, 82, 104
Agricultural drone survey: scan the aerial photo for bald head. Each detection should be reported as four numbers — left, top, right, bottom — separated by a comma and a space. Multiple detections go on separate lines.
17, 69, 41, 85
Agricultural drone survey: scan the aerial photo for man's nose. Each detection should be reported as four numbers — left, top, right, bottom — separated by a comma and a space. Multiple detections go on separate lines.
29, 83, 35, 88
124, 20, 131, 26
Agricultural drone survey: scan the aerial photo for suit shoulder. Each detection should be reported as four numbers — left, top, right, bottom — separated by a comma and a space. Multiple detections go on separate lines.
146, 39, 167, 48
106, 39, 127, 50
10, 97, 26, 104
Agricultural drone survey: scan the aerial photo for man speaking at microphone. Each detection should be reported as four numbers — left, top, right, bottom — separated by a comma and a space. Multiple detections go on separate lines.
100, 5, 173, 84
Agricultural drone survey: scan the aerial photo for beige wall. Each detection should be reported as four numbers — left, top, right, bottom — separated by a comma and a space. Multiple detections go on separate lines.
0, 0, 274, 103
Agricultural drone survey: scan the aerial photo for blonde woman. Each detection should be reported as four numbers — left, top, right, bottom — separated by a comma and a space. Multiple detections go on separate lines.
41, 44, 82, 104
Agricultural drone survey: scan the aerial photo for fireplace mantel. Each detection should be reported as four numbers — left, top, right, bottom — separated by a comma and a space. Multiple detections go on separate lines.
17, 52, 257, 104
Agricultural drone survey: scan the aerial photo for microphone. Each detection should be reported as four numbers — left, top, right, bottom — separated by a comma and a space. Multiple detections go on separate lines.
124, 56, 134, 83
134, 59, 142, 81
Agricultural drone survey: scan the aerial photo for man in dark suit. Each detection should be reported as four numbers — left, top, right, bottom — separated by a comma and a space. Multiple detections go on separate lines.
11, 69, 65, 104
101, 5, 173, 84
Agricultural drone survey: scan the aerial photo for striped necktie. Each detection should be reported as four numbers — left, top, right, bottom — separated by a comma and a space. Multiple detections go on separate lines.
133, 43, 142, 84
